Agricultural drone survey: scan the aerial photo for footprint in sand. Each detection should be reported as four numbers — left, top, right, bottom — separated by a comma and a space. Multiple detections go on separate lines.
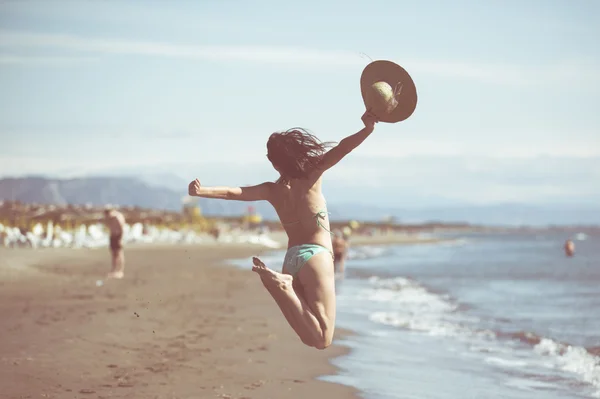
117, 382, 135, 388
70, 294, 94, 300
167, 341, 188, 349
145, 363, 169, 373
244, 380, 265, 390
246, 345, 268, 353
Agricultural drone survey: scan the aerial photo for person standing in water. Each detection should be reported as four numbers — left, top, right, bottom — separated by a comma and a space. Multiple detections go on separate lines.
189, 111, 378, 349
104, 209, 126, 279
564, 239, 575, 257
332, 229, 350, 278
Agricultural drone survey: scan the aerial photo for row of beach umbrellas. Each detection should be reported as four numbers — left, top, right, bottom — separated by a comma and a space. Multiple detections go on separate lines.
0, 221, 281, 250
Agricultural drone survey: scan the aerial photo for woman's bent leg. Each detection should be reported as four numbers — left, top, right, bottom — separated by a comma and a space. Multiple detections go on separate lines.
252, 253, 336, 349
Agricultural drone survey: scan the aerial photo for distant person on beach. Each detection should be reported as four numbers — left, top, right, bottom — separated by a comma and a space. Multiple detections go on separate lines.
104, 209, 126, 279
564, 239, 575, 257
210, 225, 222, 241
189, 110, 378, 349
0, 227, 7, 248
332, 229, 349, 278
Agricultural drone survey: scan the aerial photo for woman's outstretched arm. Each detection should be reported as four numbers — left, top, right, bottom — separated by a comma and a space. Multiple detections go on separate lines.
318, 111, 378, 172
188, 179, 275, 202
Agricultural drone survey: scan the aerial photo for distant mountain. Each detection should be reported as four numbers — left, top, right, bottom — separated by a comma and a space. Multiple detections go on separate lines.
136, 172, 190, 192
1, 176, 598, 226
0, 176, 184, 211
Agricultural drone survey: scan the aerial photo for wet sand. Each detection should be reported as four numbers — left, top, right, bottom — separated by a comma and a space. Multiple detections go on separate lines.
0, 245, 358, 399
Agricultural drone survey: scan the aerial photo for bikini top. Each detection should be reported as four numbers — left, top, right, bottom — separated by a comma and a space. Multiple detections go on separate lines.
281, 208, 333, 235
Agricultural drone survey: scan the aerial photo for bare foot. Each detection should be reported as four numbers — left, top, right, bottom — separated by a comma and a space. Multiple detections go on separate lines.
107, 271, 124, 279
251, 256, 269, 273
252, 257, 292, 291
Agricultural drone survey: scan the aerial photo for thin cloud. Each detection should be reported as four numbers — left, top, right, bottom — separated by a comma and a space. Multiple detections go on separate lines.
1, 30, 599, 86
404, 59, 600, 86
0, 54, 97, 66
0, 30, 366, 67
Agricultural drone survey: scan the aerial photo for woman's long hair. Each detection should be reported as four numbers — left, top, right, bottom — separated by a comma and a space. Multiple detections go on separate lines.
267, 128, 335, 184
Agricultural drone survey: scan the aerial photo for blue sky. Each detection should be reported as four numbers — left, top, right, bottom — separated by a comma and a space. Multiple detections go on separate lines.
1, 0, 599, 206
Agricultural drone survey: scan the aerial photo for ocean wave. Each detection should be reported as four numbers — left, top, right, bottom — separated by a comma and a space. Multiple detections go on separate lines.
504, 330, 543, 346
365, 276, 458, 313
589, 347, 600, 357
365, 276, 488, 340
347, 246, 391, 261
362, 275, 600, 396
534, 338, 600, 395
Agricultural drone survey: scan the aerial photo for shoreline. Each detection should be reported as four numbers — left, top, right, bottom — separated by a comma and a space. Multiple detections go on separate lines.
0, 243, 361, 399
1, 233, 460, 398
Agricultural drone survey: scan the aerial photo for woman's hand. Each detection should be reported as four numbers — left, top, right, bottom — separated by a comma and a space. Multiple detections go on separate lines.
361, 110, 379, 132
188, 178, 201, 196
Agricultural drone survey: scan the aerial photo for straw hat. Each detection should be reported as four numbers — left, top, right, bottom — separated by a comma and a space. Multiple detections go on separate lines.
360, 60, 418, 123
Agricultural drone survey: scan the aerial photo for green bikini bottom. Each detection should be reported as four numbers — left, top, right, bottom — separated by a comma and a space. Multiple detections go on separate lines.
283, 244, 334, 277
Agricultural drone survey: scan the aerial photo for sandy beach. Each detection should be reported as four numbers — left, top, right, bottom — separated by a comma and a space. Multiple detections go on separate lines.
0, 244, 358, 399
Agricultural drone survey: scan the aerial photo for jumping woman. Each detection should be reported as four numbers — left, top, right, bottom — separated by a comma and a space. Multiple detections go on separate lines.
188, 110, 379, 349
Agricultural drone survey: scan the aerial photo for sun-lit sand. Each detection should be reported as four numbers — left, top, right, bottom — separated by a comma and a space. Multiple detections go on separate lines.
0, 243, 361, 398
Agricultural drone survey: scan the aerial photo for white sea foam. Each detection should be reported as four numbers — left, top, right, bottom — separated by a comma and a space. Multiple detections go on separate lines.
347, 246, 390, 260
534, 338, 600, 396
362, 275, 600, 397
